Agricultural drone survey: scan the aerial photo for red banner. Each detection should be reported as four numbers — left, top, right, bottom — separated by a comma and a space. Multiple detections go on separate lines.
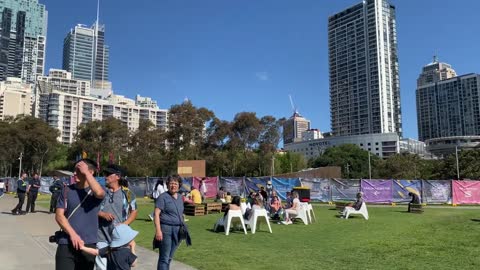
452, 180, 480, 204
192, 177, 218, 199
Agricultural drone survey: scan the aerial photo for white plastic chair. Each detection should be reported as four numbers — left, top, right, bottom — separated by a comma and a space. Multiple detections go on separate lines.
225, 209, 248, 235
299, 203, 312, 224
245, 208, 272, 234
240, 202, 251, 215
287, 203, 309, 225
345, 202, 369, 220
306, 203, 316, 223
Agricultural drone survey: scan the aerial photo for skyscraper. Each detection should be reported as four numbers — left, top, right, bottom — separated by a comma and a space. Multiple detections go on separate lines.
62, 23, 109, 87
416, 59, 480, 142
328, 0, 402, 137
0, 0, 47, 83
283, 112, 311, 144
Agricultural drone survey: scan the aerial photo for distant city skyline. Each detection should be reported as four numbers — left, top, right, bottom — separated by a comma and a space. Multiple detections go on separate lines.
40, 0, 480, 140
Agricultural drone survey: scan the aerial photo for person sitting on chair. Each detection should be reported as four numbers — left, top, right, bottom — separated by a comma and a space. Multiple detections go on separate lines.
245, 197, 264, 221
340, 192, 363, 218
270, 195, 283, 220
408, 192, 421, 212
281, 192, 300, 225
213, 196, 241, 232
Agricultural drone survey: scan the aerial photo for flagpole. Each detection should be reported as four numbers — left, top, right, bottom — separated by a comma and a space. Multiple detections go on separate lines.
455, 145, 460, 179
368, 151, 372, 180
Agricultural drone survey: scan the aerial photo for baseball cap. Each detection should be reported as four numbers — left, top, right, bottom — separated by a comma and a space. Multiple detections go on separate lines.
103, 164, 126, 177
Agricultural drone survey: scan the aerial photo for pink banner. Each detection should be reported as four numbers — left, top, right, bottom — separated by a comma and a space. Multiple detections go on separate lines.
452, 180, 480, 204
192, 177, 218, 199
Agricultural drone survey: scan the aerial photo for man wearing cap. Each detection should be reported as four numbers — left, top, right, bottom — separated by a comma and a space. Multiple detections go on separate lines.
96, 164, 138, 270
55, 159, 105, 270
11, 172, 28, 215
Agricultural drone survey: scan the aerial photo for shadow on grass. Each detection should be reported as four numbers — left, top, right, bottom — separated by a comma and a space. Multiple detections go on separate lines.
34, 210, 51, 214
471, 219, 480, 222
1, 211, 13, 215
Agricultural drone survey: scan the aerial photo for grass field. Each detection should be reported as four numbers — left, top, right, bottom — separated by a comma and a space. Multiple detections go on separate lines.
38, 196, 480, 270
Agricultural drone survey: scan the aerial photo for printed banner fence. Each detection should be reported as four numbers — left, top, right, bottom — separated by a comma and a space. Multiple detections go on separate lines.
393, 180, 422, 203
192, 177, 218, 199
452, 180, 480, 204
219, 177, 244, 196
271, 177, 301, 201
244, 177, 269, 194
301, 178, 330, 202
331, 179, 360, 201
423, 180, 451, 204
127, 177, 148, 197
361, 179, 393, 203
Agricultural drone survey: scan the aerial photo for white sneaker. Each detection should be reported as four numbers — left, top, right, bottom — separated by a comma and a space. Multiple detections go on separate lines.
281, 221, 288, 225
286, 220, 293, 225
148, 214, 153, 221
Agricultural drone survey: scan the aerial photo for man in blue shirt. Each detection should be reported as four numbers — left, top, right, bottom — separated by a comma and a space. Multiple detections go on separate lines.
96, 164, 137, 270
11, 172, 28, 215
55, 159, 105, 270
26, 173, 41, 213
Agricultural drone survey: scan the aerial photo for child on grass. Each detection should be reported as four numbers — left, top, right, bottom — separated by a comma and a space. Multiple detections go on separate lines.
81, 224, 138, 270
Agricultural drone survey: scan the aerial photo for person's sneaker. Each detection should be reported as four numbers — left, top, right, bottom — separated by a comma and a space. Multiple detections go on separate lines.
340, 216, 345, 219
281, 221, 289, 225
184, 218, 189, 222
19, 211, 27, 215
286, 220, 293, 225
148, 214, 153, 221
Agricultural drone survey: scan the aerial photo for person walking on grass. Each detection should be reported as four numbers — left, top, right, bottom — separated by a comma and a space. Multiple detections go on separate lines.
11, 172, 28, 215
25, 173, 41, 213
96, 164, 138, 270
55, 159, 105, 270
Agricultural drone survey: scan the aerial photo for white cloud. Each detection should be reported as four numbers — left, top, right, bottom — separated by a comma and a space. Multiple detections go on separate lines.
255, 72, 269, 81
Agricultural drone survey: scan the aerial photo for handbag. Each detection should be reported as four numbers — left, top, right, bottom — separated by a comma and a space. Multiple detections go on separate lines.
49, 189, 92, 243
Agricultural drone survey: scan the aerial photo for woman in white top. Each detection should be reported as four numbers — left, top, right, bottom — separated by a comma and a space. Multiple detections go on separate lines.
282, 191, 300, 225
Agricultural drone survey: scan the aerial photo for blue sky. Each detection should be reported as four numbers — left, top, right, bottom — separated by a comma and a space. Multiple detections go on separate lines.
41, 0, 480, 140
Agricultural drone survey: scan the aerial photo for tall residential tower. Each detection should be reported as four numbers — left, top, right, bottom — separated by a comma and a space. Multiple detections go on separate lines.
62, 23, 109, 88
328, 0, 402, 137
0, 0, 47, 83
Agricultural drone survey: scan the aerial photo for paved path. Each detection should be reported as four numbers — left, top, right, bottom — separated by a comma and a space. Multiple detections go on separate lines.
0, 194, 196, 270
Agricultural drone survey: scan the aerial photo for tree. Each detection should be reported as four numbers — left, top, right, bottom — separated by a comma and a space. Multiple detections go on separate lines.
275, 152, 307, 175
375, 153, 433, 179
310, 144, 379, 179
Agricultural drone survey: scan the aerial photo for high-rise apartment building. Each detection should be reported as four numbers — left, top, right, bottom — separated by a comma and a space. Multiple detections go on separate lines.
328, 0, 402, 137
416, 59, 480, 141
0, 0, 47, 83
0, 77, 33, 120
283, 112, 311, 144
417, 56, 457, 87
36, 70, 168, 144
62, 23, 109, 87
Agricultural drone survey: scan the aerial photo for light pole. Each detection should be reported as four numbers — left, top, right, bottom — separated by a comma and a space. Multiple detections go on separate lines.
455, 145, 460, 179
18, 152, 23, 179
368, 152, 372, 180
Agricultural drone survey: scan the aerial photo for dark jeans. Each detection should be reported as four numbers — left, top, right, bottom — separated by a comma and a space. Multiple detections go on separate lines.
56, 243, 96, 270
26, 192, 38, 212
50, 192, 60, 212
158, 224, 180, 270
12, 192, 26, 212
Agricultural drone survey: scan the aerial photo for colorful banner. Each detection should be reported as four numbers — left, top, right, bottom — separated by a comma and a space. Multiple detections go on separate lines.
331, 179, 360, 201
219, 177, 244, 196
423, 180, 451, 204
452, 180, 480, 204
39, 177, 54, 194
393, 180, 421, 203
192, 177, 218, 199
244, 177, 269, 195
361, 179, 393, 203
301, 178, 330, 202
271, 178, 301, 201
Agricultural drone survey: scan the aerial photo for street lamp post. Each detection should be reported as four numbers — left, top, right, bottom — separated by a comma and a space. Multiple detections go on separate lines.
18, 152, 23, 179
455, 146, 460, 179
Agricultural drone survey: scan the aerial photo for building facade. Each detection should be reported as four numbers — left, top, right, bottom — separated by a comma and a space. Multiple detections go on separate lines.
301, 129, 323, 141
62, 23, 109, 87
0, 77, 33, 120
417, 56, 457, 87
36, 71, 168, 144
283, 112, 311, 144
284, 133, 426, 160
328, 0, 402, 137
0, 0, 47, 83
416, 72, 480, 142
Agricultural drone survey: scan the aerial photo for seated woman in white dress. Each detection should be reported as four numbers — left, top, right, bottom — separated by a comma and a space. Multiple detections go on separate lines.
281, 191, 300, 225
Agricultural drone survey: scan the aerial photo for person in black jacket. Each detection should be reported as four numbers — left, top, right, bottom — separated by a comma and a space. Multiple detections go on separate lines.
11, 172, 28, 215
49, 176, 64, 213
408, 192, 421, 212
26, 173, 41, 213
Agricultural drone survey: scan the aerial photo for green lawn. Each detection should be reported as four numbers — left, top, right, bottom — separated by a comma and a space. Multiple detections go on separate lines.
39, 197, 480, 270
